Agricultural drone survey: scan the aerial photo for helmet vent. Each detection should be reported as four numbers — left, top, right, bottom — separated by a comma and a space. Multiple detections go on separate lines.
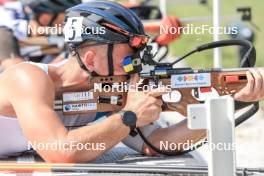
80, 12, 89, 17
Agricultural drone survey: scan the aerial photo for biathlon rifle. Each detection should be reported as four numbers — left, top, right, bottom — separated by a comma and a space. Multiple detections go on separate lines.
54, 39, 257, 117
53, 39, 259, 156
55, 67, 252, 117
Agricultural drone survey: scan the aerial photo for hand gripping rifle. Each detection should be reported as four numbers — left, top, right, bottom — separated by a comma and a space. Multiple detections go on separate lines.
55, 39, 258, 156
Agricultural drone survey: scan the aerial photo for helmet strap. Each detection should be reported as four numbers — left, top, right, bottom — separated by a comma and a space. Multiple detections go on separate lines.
73, 49, 96, 79
75, 50, 90, 72
107, 44, 114, 76
72, 44, 115, 78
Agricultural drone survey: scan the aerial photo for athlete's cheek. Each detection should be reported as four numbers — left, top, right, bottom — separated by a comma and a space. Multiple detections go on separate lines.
112, 58, 125, 75
114, 63, 125, 75
93, 58, 108, 75
114, 65, 126, 75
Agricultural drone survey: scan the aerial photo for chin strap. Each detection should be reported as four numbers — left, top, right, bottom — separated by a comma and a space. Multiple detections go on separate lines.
72, 43, 115, 77
70, 48, 95, 79
107, 44, 114, 76
75, 50, 91, 73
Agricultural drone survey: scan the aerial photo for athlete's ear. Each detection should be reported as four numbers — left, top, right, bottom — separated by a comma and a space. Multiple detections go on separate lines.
82, 50, 96, 72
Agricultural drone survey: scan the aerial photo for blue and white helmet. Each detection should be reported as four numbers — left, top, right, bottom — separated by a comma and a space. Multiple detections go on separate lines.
64, 0, 148, 50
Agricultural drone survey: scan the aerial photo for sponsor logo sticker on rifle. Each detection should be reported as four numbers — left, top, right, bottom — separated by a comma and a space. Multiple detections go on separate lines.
63, 92, 93, 102
63, 103, 97, 112
171, 73, 211, 88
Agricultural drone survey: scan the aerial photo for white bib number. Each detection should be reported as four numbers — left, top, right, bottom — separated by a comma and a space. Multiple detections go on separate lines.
64, 17, 84, 42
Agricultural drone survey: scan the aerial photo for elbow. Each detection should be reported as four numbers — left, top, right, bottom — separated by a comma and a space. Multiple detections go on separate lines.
42, 150, 77, 163
37, 134, 101, 163
41, 150, 98, 163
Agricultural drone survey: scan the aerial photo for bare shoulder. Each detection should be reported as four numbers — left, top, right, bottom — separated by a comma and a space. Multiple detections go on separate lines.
0, 63, 55, 103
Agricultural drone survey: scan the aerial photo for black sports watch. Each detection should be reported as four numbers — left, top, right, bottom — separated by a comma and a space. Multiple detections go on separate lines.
118, 111, 138, 137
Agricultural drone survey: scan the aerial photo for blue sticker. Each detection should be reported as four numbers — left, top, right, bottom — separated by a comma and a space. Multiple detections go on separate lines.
64, 105, 71, 111
123, 56, 132, 66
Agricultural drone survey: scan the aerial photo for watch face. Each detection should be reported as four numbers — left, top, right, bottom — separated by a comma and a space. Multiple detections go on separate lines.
123, 111, 137, 126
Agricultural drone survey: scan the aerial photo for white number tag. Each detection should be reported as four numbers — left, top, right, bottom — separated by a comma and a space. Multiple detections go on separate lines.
64, 17, 84, 42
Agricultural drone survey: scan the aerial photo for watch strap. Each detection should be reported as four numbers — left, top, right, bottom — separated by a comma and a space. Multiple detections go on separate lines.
118, 111, 138, 137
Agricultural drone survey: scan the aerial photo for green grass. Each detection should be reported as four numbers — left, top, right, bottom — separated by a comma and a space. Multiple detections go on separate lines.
165, 0, 264, 68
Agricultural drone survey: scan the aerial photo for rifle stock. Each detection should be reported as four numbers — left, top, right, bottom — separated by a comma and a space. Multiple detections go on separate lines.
54, 68, 252, 116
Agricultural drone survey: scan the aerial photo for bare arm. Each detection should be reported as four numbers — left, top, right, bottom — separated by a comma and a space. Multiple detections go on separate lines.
5, 64, 130, 163
143, 119, 206, 155
121, 75, 205, 155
